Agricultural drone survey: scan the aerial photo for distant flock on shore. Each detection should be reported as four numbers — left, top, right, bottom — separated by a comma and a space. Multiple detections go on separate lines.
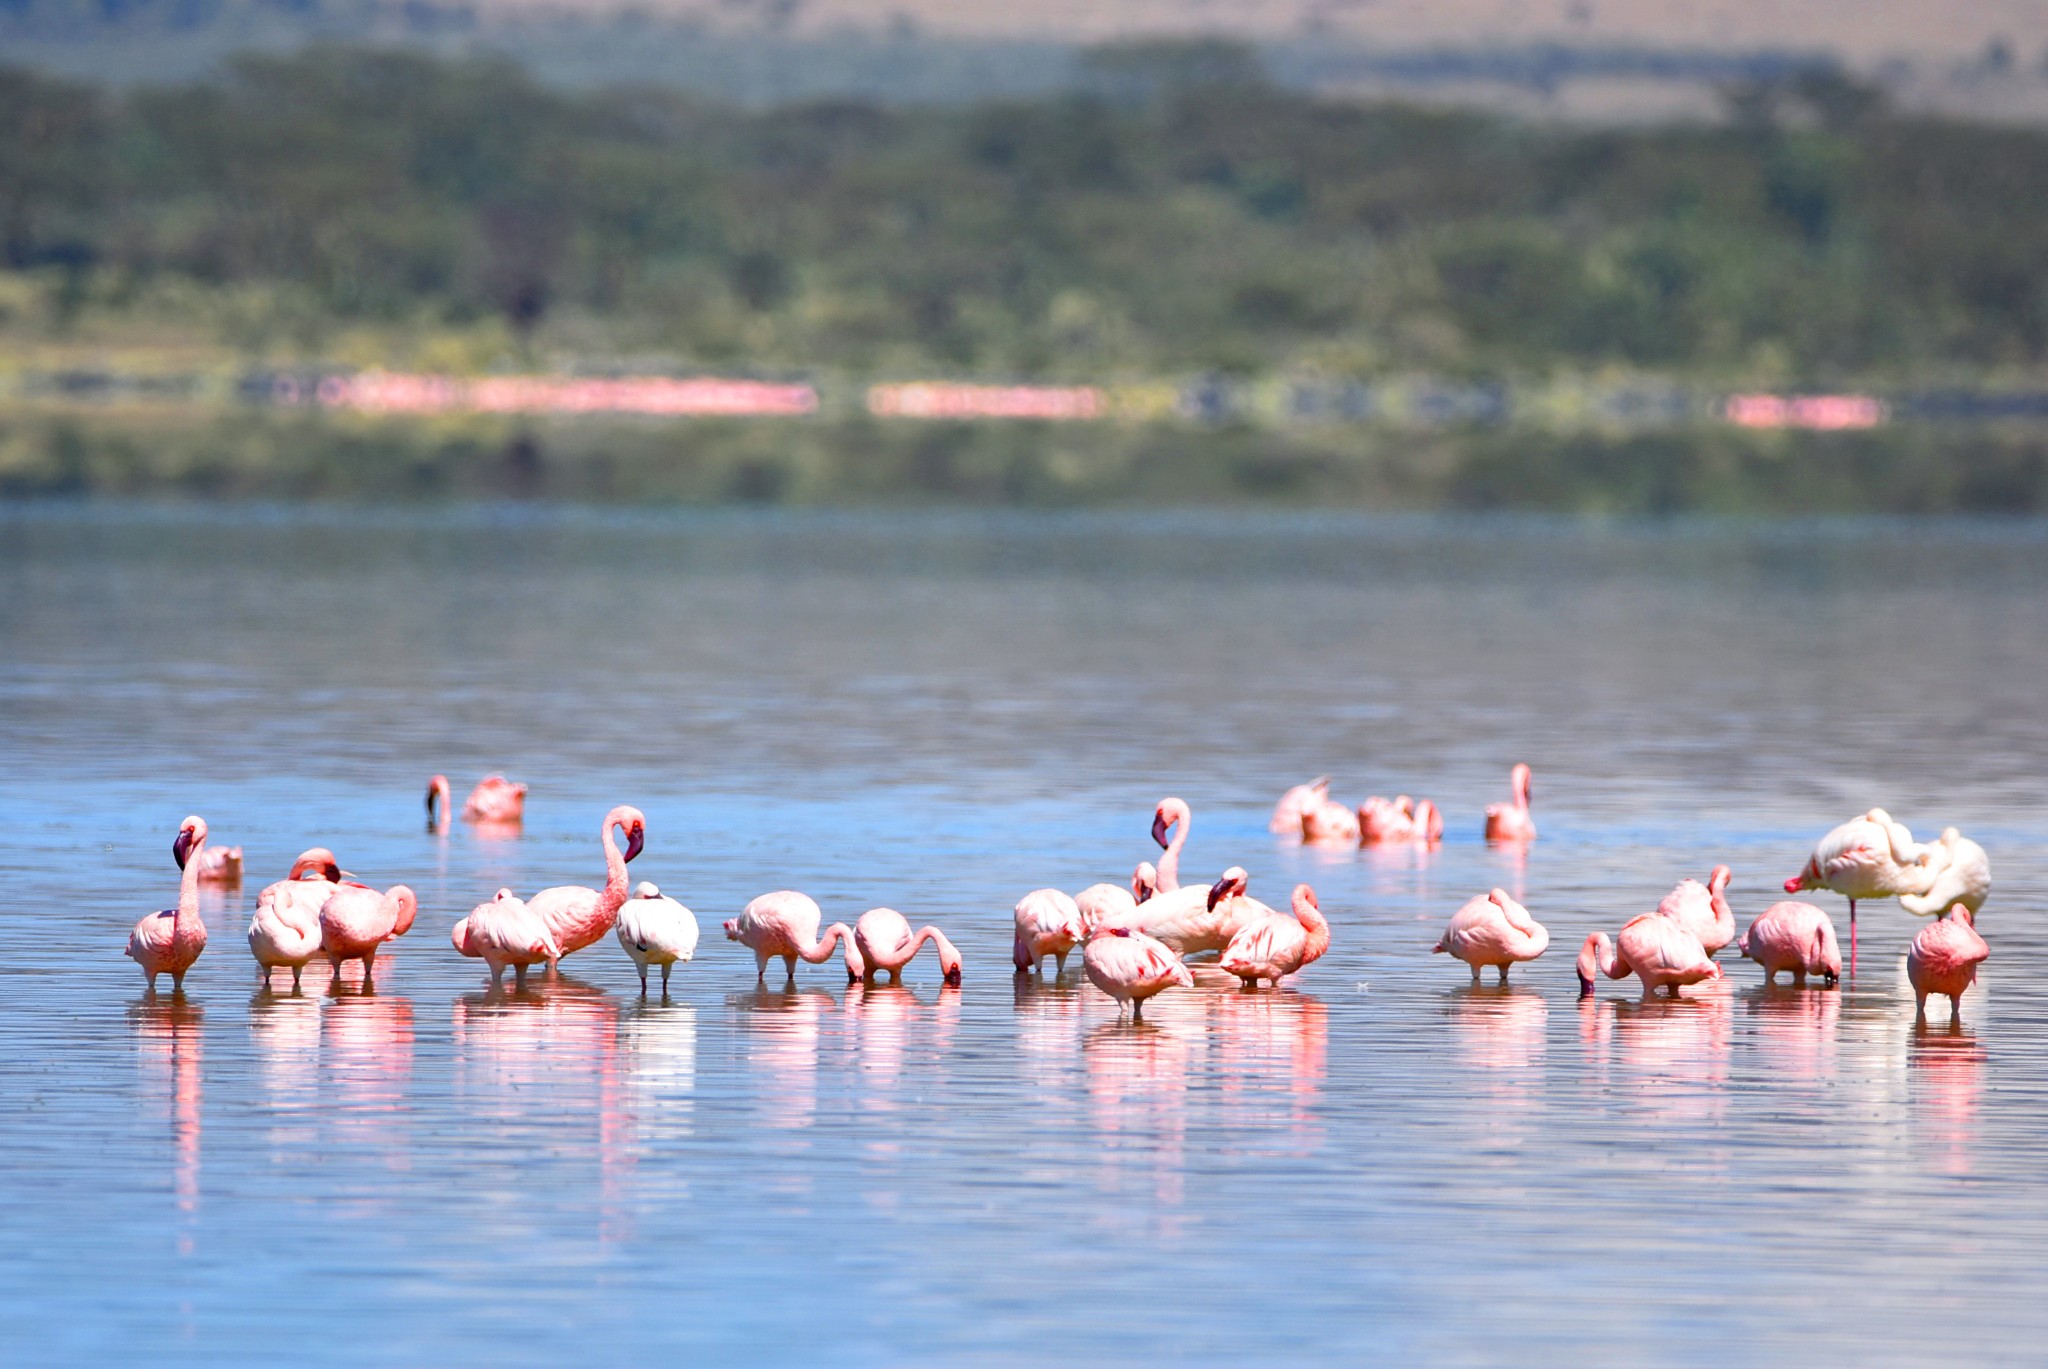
127, 766, 1994, 1025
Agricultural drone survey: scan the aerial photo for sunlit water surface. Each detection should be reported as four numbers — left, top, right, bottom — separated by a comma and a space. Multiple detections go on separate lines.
3, 504, 2047, 1365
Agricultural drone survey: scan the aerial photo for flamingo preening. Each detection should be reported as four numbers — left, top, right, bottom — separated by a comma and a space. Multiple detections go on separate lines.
1014, 888, 1086, 974
1907, 905, 1990, 1025
615, 881, 699, 995
319, 881, 418, 990
1269, 778, 1331, 834
248, 848, 344, 990
1434, 888, 1550, 983
1655, 865, 1737, 958
1083, 924, 1191, 1020
452, 888, 560, 989
1785, 808, 1939, 976
1218, 883, 1330, 988
1360, 796, 1444, 846
128, 815, 210, 993
1072, 864, 1155, 935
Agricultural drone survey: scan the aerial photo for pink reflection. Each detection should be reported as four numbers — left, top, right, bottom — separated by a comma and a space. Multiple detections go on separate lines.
1084, 1018, 1192, 1214
1012, 975, 1087, 1096
1743, 985, 1841, 1085
133, 999, 204, 1226
1209, 988, 1327, 1149
322, 993, 416, 1140
452, 978, 620, 1118
843, 983, 960, 1103
1580, 985, 1734, 1131
1909, 1023, 1985, 1178
469, 817, 525, 845
249, 987, 322, 1111
730, 986, 836, 1136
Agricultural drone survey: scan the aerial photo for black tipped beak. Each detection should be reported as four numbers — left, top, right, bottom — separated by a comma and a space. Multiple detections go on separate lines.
1577, 975, 1594, 999
172, 829, 194, 870
1152, 814, 1171, 849
945, 966, 963, 986
1207, 880, 1228, 912
623, 826, 645, 863
424, 786, 438, 818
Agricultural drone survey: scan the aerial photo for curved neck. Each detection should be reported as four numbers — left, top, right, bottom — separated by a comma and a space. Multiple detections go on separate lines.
1157, 817, 1187, 893
176, 835, 205, 929
1293, 897, 1330, 961
1597, 937, 1626, 979
914, 926, 958, 961
599, 819, 630, 915
800, 922, 854, 965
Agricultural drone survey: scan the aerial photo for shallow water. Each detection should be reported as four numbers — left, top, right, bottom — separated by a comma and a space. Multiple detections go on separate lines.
2, 503, 2046, 1364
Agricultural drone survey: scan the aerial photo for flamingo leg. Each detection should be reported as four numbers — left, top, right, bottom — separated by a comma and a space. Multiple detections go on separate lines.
660, 962, 672, 995
1848, 898, 1857, 978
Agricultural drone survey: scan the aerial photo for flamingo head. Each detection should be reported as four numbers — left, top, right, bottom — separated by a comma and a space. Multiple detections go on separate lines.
1151, 805, 1176, 851
387, 885, 418, 938
1708, 864, 1733, 897
1947, 903, 1976, 926
633, 881, 660, 900
1132, 862, 1158, 904
172, 815, 206, 870
1207, 866, 1250, 912
1783, 859, 1817, 894
1575, 932, 1608, 998
291, 848, 342, 883
723, 918, 742, 941
938, 941, 964, 986
613, 807, 647, 863
1510, 763, 1533, 804
425, 775, 450, 824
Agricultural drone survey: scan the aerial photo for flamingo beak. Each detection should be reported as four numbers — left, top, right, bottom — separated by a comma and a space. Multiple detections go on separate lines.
425, 784, 439, 819
1152, 813, 1171, 849
323, 861, 341, 882
172, 828, 195, 870
1207, 878, 1231, 912
723, 919, 740, 940
945, 965, 962, 986
1577, 973, 1594, 998
623, 824, 645, 862
1782, 877, 1801, 894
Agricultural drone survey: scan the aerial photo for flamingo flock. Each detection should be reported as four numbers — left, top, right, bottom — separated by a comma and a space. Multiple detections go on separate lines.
123, 765, 1996, 1029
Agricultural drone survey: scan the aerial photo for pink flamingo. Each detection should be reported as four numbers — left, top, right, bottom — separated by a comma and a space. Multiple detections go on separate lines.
1900, 828, 1991, 919
1655, 865, 1737, 957
1484, 763, 1536, 843
451, 888, 561, 989
848, 908, 963, 985
1083, 924, 1192, 1020
1218, 883, 1330, 988
1269, 777, 1331, 834
1785, 807, 1937, 975
1151, 797, 1193, 892
1109, 866, 1274, 957
1736, 901, 1840, 987
319, 881, 419, 990
193, 843, 243, 885
523, 804, 645, 964
723, 891, 856, 982
247, 849, 343, 990
128, 816, 210, 993
426, 773, 530, 827
1014, 888, 1086, 974
1301, 798, 1361, 845
1577, 914, 1721, 999
1073, 863, 1157, 934
1434, 888, 1550, 983
1361, 795, 1445, 845
1908, 905, 1990, 1024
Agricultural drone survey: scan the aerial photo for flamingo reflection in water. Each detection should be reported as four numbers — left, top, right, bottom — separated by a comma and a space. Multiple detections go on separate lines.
453, 976, 620, 1130
1743, 984, 1841, 1087
1208, 987, 1327, 1149
132, 997, 205, 1229
1084, 1013, 1198, 1215
1578, 984, 1734, 1131
1446, 986, 1549, 1130
729, 985, 836, 1138
249, 985, 322, 1114
1909, 1021, 1986, 1178
321, 992, 417, 1185
843, 980, 961, 1102
1013, 973, 1089, 1098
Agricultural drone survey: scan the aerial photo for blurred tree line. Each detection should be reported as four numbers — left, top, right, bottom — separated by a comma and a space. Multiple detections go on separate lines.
4, 44, 2047, 379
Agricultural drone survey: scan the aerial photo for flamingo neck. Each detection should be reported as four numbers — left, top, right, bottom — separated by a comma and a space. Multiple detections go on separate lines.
1157, 817, 1186, 893
176, 835, 205, 931
599, 819, 630, 917
1296, 901, 1331, 963
801, 922, 854, 965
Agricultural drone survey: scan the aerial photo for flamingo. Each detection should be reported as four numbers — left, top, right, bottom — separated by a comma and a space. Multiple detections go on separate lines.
1218, 884, 1330, 988
1785, 807, 1938, 974
1151, 798, 1193, 892
127, 815, 210, 993
193, 844, 243, 885
1655, 865, 1737, 957
1434, 888, 1550, 983
319, 882, 418, 990
1073, 863, 1156, 935
1899, 828, 1991, 919
523, 804, 645, 964
1270, 777, 1331, 834
248, 849, 344, 990
1736, 901, 1840, 987
1301, 798, 1361, 845
1108, 866, 1274, 957
452, 888, 560, 989
426, 773, 530, 827
1484, 763, 1536, 843
1361, 795, 1445, 845
1576, 914, 1721, 999
615, 881, 699, 995
1083, 925, 1192, 1020
1907, 905, 1990, 1024
848, 908, 963, 986
723, 891, 856, 982
1014, 888, 1086, 974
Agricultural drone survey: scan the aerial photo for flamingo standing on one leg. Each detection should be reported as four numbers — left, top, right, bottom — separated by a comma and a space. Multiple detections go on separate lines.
1270, 778, 1331, 834
452, 888, 560, 989
1073, 863, 1156, 935
1433, 888, 1550, 984
128, 816, 210, 993
849, 908, 963, 986
1736, 901, 1840, 987
1218, 884, 1330, 988
1655, 865, 1738, 958
1576, 914, 1721, 999
248, 849, 344, 990
1151, 798, 1193, 892
1907, 905, 1990, 1024
319, 882, 418, 991
1484, 764, 1536, 843
1014, 888, 1086, 974
1083, 924, 1192, 1021
724, 891, 856, 982
1785, 807, 1937, 977
615, 881, 699, 995
522, 805, 645, 966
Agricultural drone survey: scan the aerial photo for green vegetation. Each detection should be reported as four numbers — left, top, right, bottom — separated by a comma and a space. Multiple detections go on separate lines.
5, 47, 2048, 384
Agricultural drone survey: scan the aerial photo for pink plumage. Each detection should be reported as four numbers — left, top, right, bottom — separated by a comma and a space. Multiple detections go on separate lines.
128, 815, 210, 993
1219, 883, 1330, 988
1013, 888, 1086, 974
1434, 888, 1549, 983
1907, 905, 1990, 1024
1083, 925, 1192, 1020
1655, 864, 1737, 957
1484, 763, 1537, 843
1736, 900, 1841, 987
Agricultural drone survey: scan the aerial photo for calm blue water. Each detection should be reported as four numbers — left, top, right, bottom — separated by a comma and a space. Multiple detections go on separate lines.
2, 503, 2046, 1364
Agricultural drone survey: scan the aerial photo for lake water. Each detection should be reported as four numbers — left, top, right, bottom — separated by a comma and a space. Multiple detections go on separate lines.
3, 503, 2046, 1364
